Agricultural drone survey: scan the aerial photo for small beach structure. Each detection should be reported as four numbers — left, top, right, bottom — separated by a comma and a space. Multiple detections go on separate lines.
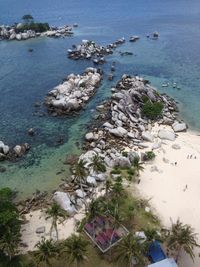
148, 240, 166, 263
84, 215, 129, 253
148, 258, 178, 267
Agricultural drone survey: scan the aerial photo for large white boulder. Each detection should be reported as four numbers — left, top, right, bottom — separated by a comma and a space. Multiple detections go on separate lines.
9, 33, 16, 40
109, 127, 128, 138
75, 189, 86, 198
117, 156, 131, 168
0, 141, 9, 154
92, 172, 107, 181
66, 98, 80, 110
142, 131, 154, 142
104, 156, 115, 168
13, 145, 22, 156
86, 176, 97, 186
85, 132, 94, 141
2, 145, 9, 154
79, 150, 96, 165
53, 191, 76, 215
172, 122, 187, 132
16, 33, 22, 40
16, 23, 23, 29
158, 129, 175, 141
127, 132, 135, 139
103, 122, 114, 129
21, 32, 29, 40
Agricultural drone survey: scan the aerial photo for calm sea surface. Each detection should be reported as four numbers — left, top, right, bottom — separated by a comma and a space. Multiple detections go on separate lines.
1, 0, 200, 197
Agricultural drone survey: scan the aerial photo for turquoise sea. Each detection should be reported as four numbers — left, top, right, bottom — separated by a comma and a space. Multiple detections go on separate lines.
1, 0, 200, 198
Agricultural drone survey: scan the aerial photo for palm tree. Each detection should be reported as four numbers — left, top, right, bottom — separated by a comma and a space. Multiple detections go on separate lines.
132, 157, 144, 176
87, 198, 104, 219
167, 219, 200, 262
115, 233, 146, 267
0, 230, 21, 260
107, 201, 124, 260
89, 155, 106, 174
46, 202, 68, 240
62, 234, 88, 267
73, 160, 88, 212
111, 180, 124, 199
73, 160, 88, 182
34, 238, 58, 267
125, 203, 136, 226
87, 199, 104, 239
105, 178, 113, 198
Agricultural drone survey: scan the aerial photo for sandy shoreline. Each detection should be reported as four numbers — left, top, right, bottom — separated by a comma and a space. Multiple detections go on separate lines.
20, 209, 85, 253
136, 127, 200, 267
20, 125, 200, 267
19, 188, 104, 253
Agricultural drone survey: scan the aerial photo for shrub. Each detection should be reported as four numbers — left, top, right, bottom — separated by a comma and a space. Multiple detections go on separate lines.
142, 100, 163, 120
0, 188, 22, 259
79, 82, 86, 88
17, 22, 50, 33
122, 151, 128, 157
127, 168, 135, 176
22, 14, 34, 21
141, 95, 149, 103
144, 151, 156, 161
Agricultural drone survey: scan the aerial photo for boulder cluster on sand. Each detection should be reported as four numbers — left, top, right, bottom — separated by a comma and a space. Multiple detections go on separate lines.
0, 24, 73, 41
67, 38, 126, 64
50, 75, 186, 213
18, 74, 188, 215
81, 75, 187, 166
0, 141, 30, 162
45, 68, 102, 116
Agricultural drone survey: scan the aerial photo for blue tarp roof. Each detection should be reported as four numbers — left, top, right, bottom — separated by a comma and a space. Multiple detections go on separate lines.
148, 258, 178, 267
148, 241, 166, 263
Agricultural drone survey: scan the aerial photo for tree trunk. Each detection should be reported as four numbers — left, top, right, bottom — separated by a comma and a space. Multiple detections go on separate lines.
80, 182, 88, 213
55, 222, 58, 240
176, 245, 182, 262
49, 222, 54, 238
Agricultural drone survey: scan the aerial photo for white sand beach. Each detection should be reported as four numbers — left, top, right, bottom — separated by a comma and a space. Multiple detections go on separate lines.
19, 188, 104, 253
137, 128, 200, 267
20, 209, 85, 253
20, 124, 200, 267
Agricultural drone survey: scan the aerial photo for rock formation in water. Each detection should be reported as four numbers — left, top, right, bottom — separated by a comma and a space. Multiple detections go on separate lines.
45, 67, 102, 116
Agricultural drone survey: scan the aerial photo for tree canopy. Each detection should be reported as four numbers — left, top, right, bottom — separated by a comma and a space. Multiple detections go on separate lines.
22, 14, 34, 21
0, 188, 22, 260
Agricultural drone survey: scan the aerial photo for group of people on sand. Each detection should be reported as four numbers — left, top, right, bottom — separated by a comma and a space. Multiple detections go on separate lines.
187, 154, 197, 159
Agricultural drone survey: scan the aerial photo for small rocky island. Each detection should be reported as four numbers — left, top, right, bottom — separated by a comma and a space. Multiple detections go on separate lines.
0, 14, 74, 41
67, 38, 126, 64
45, 68, 102, 116
0, 141, 30, 163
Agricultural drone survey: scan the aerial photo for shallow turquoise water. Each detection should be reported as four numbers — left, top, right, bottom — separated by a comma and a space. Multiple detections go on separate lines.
1, 0, 200, 197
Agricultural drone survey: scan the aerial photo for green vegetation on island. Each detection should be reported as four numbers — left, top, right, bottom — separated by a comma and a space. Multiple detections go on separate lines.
0, 188, 22, 263
16, 15, 50, 33
142, 100, 164, 120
